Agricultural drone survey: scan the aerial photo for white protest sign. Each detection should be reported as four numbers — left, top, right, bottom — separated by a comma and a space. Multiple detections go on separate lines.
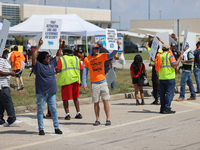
105, 68, 116, 86
156, 32, 169, 51
41, 18, 62, 50
182, 25, 189, 51
187, 32, 196, 51
106, 28, 118, 51
150, 36, 159, 61
0, 19, 10, 56
169, 36, 178, 45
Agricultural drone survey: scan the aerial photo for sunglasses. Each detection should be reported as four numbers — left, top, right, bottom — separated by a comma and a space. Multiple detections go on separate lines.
93, 47, 99, 50
46, 55, 51, 58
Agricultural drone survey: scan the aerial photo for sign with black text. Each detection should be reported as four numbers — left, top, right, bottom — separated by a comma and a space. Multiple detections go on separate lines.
105, 29, 118, 51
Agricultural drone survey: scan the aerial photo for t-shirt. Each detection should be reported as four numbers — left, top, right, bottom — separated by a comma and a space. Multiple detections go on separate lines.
56, 58, 83, 70
99, 48, 110, 74
33, 57, 57, 94
0, 58, 10, 89
130, 63, 145, 78
83, 53, 108, 82
10, 51, 25, 70
171, 49, 179, 61
194, 48, 200, 69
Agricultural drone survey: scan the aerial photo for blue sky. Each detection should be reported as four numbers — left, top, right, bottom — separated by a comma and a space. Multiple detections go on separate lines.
1, 0, 200, 30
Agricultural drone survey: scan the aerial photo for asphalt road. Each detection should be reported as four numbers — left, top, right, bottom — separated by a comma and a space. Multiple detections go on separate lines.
1, 91, 200, 150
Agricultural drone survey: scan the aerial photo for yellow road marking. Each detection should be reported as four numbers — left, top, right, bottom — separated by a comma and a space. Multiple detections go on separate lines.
3, 107, 200, 150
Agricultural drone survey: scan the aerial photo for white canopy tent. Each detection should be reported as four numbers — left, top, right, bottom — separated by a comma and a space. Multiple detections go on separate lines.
9, 14, 106, 55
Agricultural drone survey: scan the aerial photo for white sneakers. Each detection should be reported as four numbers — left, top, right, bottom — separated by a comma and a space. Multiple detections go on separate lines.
9, 120, 22, 127
0, 120, 22, 127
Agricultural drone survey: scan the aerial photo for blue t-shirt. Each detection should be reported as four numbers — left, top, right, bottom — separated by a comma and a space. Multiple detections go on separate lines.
33, 57, 57, 94
194, 49, 200, 69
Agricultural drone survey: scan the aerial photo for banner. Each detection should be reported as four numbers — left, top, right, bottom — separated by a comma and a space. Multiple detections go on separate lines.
106, 28, 118, 51
182, 25, 189, 51
150, 36, 159, 61
41, 18, 62, 50
0, 19, 10, 56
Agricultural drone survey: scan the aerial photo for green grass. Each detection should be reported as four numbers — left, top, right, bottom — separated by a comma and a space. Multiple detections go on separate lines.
124, 53, 150, 61
10, 68, 196, 107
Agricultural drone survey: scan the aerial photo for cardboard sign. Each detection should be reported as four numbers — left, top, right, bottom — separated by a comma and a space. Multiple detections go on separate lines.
182, 25, 189, 51
150, 36, 159, 61
106, 29, 118, 51
0, 19, 10, 56
41, 18, 62, 50
95, 35, 123, 52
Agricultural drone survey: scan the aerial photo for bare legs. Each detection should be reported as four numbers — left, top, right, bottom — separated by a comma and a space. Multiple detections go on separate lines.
94, 100, 110, 122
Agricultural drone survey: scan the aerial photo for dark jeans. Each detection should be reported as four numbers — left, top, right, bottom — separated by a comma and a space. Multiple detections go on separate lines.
0, 87, 16, 125
111, 67, 116, 90
159, 79, 176, 112
152, 66, 160, 101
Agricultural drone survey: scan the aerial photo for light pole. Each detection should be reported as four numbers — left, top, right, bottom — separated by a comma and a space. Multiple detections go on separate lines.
159, 10, 161, 19
148, 0, 150, 19
119, 16, 121, 30
65, 0, 67, 14
44, 0, 46, 5
110, 0, 112, 28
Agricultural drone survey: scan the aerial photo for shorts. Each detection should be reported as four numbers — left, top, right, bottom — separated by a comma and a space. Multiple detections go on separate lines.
14, 69, 22, 77
61, 82, 79, 100
132, 77, 139, 84
91, 82, 110, 103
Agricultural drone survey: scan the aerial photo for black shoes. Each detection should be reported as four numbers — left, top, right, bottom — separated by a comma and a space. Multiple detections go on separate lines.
39, 130, 45, 135
55, 129, 62, 134
75, 113, 82, 119
160, 110, 176, 114
141, 100, 145, 105
65, 115, 71, 120
136, 100, 140, 105
105, 120, 111, 126
93, 121, 101, 126
151, 101, 160, 105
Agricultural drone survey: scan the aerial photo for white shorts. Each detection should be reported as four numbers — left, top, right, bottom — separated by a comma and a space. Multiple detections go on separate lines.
91, 82, 110, 103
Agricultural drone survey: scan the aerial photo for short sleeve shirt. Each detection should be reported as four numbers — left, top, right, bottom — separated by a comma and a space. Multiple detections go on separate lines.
33, 57, 57, 94
130, 63, 145, 78
183, 52, 194, 72
83, 53, 108, 82
10, 51, 25, 70
0, 58, 10, 89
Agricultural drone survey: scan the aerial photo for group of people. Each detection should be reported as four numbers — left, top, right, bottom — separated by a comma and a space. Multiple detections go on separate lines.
130, 36, 200, 114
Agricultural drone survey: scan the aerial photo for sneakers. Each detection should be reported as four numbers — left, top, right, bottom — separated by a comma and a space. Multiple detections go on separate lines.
21, 84, 24, 90
93, 121, 101, 126
55, 129, 62, 134
141, 100, 145, 105
0, 122, 9, 127
176, 98, 184, 101
105, 120, 111, 126
136, 100, 140, 106
75, 113, 82, 119
65, 115, 71, 120
15, 87, 20, 91
160, 110, 176, 114
46, 113, 51, 117
39, 130, 45, 135
9, 120, 22, 127
151, 101, 160, 105
187, 97, 196, 100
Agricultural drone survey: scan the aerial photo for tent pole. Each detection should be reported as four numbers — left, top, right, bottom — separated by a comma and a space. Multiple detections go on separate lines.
86, 34, 88, 56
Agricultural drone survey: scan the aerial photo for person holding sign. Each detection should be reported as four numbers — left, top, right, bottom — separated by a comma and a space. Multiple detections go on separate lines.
176, 42, 196, 101
155, 43, 183, 114
32, 38, 62, 135
10, 46, 25, 91
82, 40, 120, 126
0, 50, 22, 127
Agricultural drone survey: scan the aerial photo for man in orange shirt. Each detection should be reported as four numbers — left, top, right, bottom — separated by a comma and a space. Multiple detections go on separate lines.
10, 46, 25, 91
82, 41, 120, 126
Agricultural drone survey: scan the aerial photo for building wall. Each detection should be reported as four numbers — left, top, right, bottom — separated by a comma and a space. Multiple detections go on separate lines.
130, 18, 200, 33
0, 3, 2, 16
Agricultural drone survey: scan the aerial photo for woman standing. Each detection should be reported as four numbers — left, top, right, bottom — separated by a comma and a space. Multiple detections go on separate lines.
32, 38, 62, 135
130, 55, 147, 105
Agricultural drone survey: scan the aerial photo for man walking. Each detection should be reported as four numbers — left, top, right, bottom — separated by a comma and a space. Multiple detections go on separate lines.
82, 41, 119, 126
0, 50, 22, 127
10, 46, 25, 91
155, 43, 182, 114
193, 41, 200, 93
56, 45, 83, 120
176, 42, 196, 101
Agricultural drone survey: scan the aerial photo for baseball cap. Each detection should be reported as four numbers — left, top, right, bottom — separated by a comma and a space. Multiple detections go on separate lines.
162, 43, 170, 49
93, 43, 99, 48
186, 42, 189, 47
63, 45, 72, 51
171, 43, 176, 47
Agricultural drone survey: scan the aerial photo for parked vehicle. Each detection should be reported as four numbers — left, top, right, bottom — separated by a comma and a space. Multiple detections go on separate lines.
124, 40, 138, 53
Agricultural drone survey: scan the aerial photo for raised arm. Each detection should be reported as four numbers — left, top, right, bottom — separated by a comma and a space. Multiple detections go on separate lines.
56, 38, 62, 62
32, 38, 43, 67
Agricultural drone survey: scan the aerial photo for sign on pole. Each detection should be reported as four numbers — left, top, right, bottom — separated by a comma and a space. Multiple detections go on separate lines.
105, 28, 118, 51
0, 19, 10, 56
150, 36, 159, 61
41, 18, 62, 50
95, 34, 123, 52
182, 25, 189, 52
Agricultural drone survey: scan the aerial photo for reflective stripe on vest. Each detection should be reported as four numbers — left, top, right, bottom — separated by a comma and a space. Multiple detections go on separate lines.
60, 56, 80, 72
160, 53, 171, 68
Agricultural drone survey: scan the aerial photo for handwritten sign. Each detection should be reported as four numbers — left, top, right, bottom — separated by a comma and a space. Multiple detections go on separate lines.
41, 18, 62, 50
106, 29, 118, 51
150, 36, 159, 61
0, 19, 10, 56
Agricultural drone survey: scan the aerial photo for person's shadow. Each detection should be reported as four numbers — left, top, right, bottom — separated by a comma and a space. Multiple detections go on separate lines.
0, 130, 37, 135
128, 109, 158, 114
